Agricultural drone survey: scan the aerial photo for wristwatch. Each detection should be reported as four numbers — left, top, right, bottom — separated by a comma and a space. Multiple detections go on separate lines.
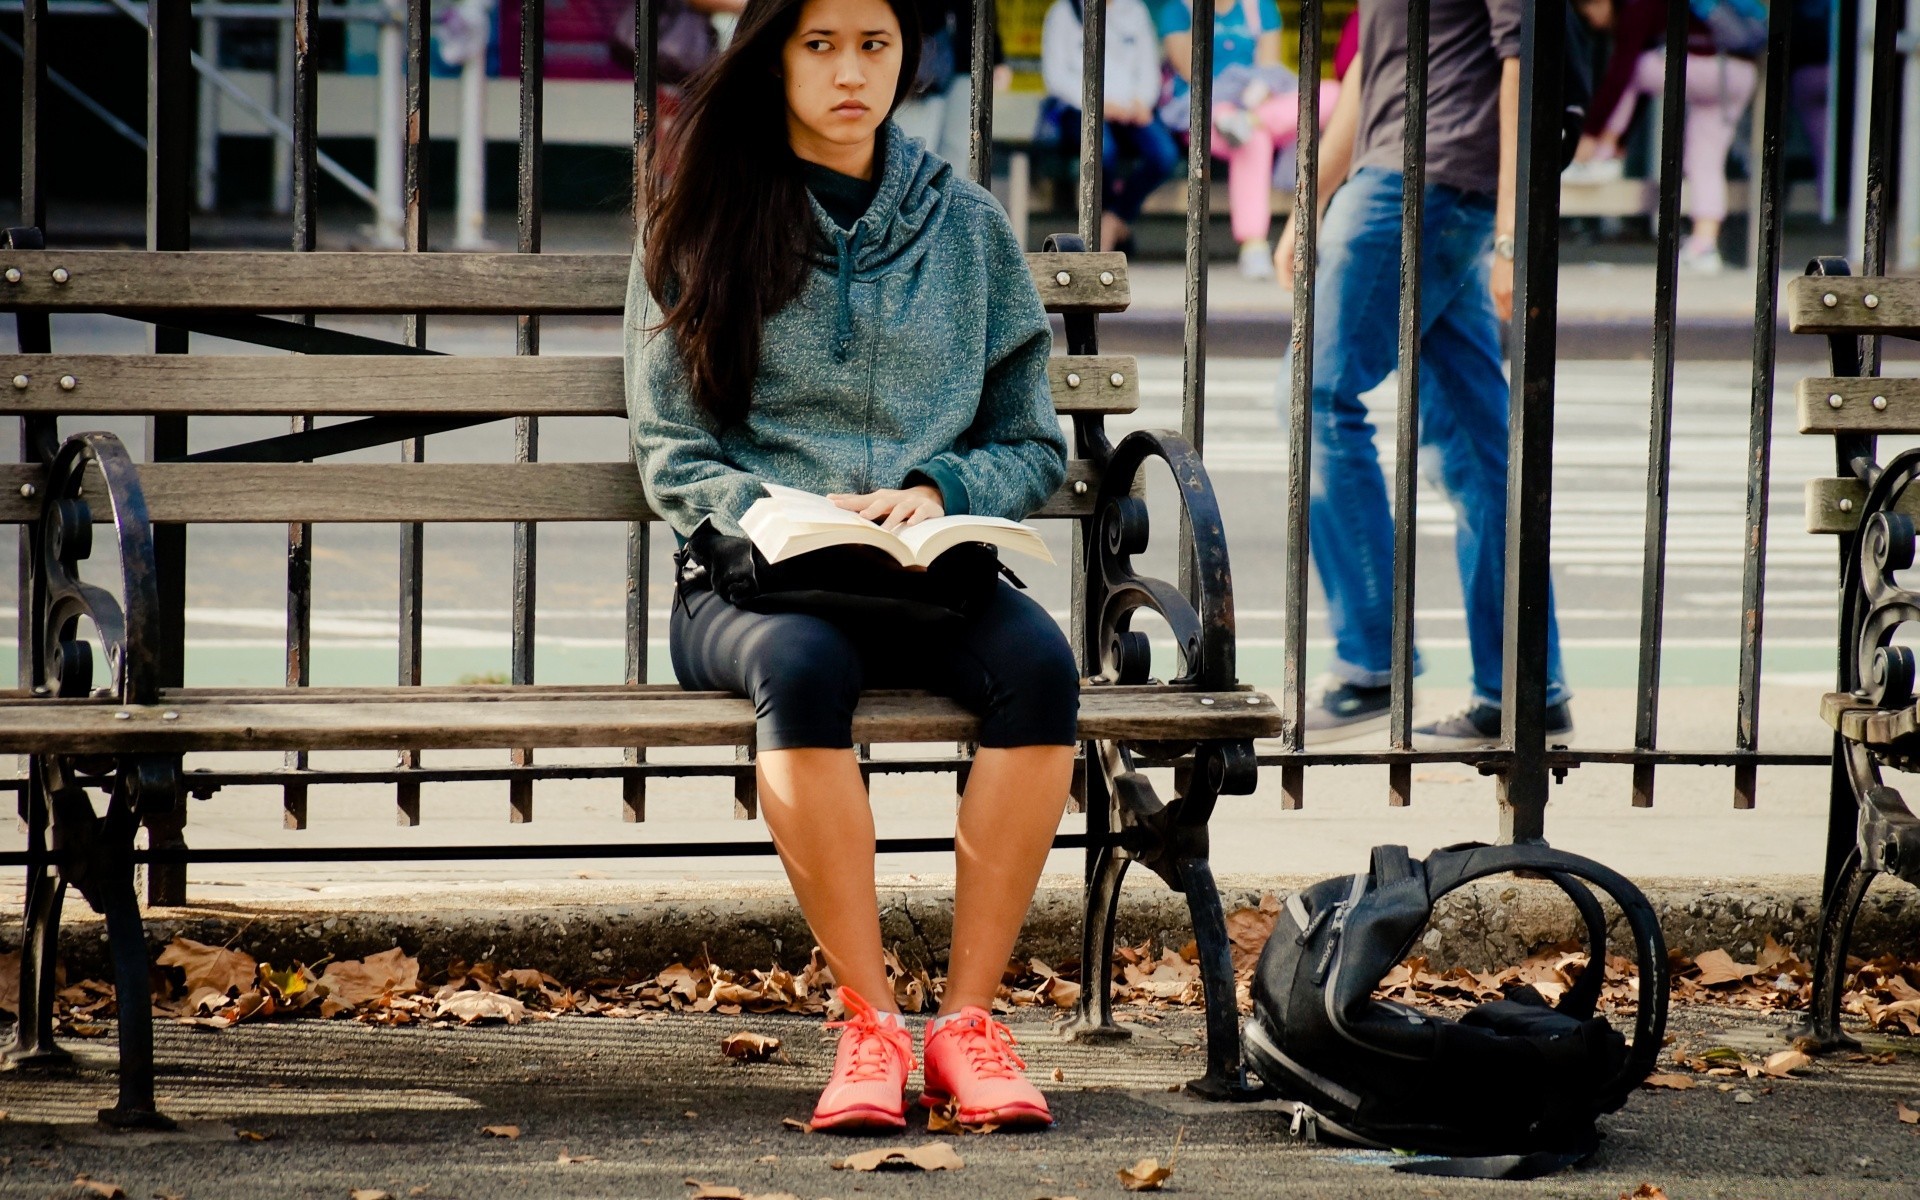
1493, 234, 1517, 262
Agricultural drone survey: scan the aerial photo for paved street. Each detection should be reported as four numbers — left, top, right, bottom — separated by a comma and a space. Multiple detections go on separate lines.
2, 1006, 1916, 1199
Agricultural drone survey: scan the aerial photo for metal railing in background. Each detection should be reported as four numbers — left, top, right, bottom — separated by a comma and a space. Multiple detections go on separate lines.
4, 0, 1884, 889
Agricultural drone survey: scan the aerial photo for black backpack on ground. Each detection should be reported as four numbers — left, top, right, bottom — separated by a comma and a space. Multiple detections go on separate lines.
1245, 843, 1668, 1180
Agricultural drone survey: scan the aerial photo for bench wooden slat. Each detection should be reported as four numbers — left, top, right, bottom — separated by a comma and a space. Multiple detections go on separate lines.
0, 688, 1281, 754
1797, 377, 1920, 433
1786, 276, 1920, 335
0, 353, 1142, 417
0, 459, 1102, 523
1803, 476, 1920, 534
0, 251, 1132, 315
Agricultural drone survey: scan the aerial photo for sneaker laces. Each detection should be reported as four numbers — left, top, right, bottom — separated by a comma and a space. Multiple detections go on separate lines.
947, 1015, 1027, 1080
825, 992, 914, 1082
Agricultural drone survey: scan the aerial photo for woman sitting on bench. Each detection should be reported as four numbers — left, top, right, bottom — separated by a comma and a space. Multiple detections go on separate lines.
627, 0, 1078, 1133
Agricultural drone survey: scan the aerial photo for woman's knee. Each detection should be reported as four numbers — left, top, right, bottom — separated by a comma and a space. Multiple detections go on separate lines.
740, 617, 864, 749
975, 615, 1080, 747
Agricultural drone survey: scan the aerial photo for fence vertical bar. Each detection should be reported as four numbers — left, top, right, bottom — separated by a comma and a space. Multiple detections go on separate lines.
968, 0, 993, 187
144, 0, 193, 905
624, 0, 657, 822
17, 0, 48, 706
1496, 0, 1565, 844
395, 0, 430, 825
1175, 0, 1214, 610
1280, 0, 1322, 811
19, 0, 44, 234
14, 0, 53, 995
1075, 0, 1104, 247
1729, 0, 1800, 811
1386, 0, 1429, 809
1631, 0, 1693, 810
1862, 0, 1899, 373
283, 0, 320, 831
510, 0, 546, 823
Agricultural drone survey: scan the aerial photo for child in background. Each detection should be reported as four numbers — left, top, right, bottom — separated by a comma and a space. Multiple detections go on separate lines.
1159, 0, 1339, 278
1040, 0, 1179, 251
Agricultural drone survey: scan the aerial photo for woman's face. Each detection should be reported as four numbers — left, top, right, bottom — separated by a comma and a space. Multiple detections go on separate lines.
782, 0, 903, 161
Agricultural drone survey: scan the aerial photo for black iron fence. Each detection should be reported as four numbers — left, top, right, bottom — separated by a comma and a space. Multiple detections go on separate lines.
0, 0, 1892, 889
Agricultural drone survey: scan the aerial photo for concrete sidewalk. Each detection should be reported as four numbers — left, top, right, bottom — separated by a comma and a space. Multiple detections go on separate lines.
2, 1006, 1915, 1198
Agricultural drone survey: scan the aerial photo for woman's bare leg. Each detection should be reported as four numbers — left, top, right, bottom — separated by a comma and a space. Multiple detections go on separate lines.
758, 747, 898, 1011
941, 744, 1077, 1012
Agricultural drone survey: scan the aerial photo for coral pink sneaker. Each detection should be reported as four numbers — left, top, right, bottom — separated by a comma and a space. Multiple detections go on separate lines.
810, 987, 915, 1132
918, 1007, 1053, 1128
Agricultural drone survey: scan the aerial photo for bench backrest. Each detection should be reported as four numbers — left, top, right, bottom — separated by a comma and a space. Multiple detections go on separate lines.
0, 249, 1135, 527
1788, 274, 1920, 534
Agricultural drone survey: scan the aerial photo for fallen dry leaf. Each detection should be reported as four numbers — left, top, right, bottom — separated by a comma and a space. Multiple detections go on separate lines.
1620, 1187, 1669, 1200
72, 1177, 127, 1199
1051, 1067, 1065, 1083
234, 1128, 271, 1142
687, 1187, 744, 1200
1898, 1101, 1920, 1125
556, 1151, 598, 1165
1691, 949, 1757, 987
1643, 1074, 1696, 1090
831, 1142, 964, 1172
320, 949, 421, 1007
157, 937, 256, 996
779, 1117, 810, 1133
926, 1099, 1000, 1135
435, 991, 526, 1025
1118, 1125, 1185, 1192
1760, 1050, 1812, 1078
349, 1191, 393, 1200
719, 1031, 782, 1062
1117, 1159, 1173, 1192
0, 950, 19, 1016
481, 1124, 520, 1139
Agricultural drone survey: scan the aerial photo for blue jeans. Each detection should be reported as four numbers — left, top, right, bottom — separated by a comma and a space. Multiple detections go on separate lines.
1049, 107, 1181, 224
1290, 167, 1568, 710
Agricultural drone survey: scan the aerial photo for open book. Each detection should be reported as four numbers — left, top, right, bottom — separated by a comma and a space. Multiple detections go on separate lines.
740, 483, 1056, 569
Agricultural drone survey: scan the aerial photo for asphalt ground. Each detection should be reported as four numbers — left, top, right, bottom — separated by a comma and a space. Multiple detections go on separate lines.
1, 1006, 1917, 1199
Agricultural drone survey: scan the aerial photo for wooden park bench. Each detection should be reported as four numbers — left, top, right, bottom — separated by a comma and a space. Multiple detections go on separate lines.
0, 231, 1279, 1126
1786, 259, 1920, 1050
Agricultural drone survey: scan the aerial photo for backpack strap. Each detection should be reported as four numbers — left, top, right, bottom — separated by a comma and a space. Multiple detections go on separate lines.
1419, 843, 1669, 1112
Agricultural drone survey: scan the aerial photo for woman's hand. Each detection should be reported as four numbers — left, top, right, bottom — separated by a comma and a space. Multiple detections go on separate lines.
828, 484, 945, 532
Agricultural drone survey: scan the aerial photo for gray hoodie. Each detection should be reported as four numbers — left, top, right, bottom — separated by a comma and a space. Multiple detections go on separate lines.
625, 126, 1069, 539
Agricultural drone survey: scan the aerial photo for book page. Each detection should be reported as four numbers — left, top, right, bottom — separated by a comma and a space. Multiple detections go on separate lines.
896, 515, 1056, 567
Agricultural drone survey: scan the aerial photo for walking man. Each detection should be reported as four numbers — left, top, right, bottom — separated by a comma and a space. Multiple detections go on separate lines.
1274, 0, 1571, 746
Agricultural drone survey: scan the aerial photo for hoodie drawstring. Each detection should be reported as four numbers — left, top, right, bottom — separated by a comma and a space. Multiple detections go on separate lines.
831, 225, 861, 363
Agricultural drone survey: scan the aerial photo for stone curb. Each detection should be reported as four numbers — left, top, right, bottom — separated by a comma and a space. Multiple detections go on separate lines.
9, 874, 1918, 982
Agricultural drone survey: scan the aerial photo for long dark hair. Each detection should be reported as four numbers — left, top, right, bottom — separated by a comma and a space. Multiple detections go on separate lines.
645, 0, 922, 426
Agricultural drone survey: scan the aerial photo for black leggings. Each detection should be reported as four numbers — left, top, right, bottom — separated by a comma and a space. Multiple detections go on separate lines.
669, 579, 1080, 751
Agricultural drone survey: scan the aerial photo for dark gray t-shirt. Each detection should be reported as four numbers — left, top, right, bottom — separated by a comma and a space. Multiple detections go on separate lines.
1351, 0, 1522, 197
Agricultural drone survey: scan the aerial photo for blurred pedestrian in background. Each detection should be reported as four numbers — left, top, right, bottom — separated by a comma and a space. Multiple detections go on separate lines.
895, 0, 1012, 162
1573, 0, 1766, 274
1157, 0, 1340, 278
1039, 0, 1179, 250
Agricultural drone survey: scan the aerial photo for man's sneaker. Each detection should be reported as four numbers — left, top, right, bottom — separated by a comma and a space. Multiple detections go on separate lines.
811, 987, 914, 1132
1411, 701, 1575, 749
919, 1008, 1052, 1128
1303, 679, 1393, 742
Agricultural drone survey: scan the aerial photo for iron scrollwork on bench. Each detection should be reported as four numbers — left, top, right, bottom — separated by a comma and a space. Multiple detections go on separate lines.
1798, 253, 1920, 1052
1071, 425, 1261, 1101
9, 429, 180, 1129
